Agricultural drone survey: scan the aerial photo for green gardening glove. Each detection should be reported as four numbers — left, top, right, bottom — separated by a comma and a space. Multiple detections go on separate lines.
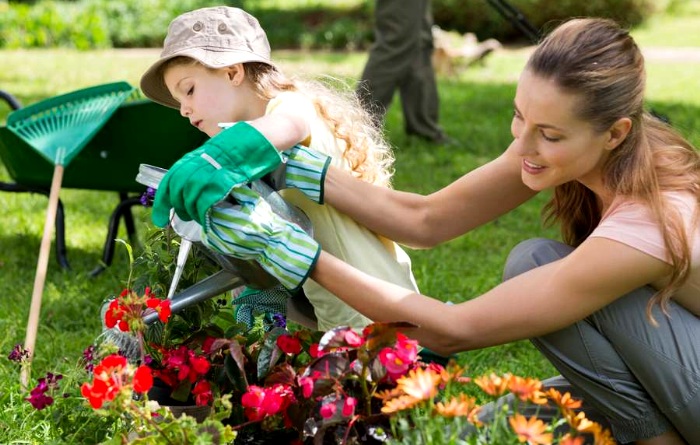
204, 185, 320, 291
263, 144, 331, 204
151, 122, 283, 228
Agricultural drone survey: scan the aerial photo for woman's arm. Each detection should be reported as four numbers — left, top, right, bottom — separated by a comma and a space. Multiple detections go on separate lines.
311, 237, 671, 355
324, 148, 537, 248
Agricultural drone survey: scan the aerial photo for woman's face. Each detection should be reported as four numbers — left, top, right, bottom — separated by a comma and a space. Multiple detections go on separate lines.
509, 70, 613, 194
164, 62, 260, 137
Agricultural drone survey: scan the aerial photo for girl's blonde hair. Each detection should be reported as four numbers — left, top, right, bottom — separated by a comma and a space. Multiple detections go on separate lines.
245, 62, 394, 187
160, 58, 394, 187
530, 18, 700, 323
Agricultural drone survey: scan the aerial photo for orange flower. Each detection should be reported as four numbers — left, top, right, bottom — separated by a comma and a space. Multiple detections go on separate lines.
508, 414, 553, 444
560, 434, 585, 445
434, 394, 478, 418
508, 375, 547, 404
381, 395, 421, 414
474, 373, 511, 397
565, 411, 600, 435
546, 388, 582, 410
593, 427, 617, 445
375, 387, 402, 401
396, 367, 441, 401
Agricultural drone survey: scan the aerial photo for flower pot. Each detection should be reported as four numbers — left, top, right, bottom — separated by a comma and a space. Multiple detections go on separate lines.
166, 404, 212, 423
146, 377, 211, 423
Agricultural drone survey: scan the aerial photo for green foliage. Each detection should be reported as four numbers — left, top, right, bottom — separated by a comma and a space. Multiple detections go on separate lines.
0, 0, 686, 50
94, 0, 217, 48
0, 1, 110, 49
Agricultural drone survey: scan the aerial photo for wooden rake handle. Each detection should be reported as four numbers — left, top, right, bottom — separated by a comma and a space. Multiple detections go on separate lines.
21, 163, 64, 388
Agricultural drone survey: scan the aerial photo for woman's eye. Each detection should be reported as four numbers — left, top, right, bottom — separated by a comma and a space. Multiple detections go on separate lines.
541, 132, 560, 142
513, 109, 522, 120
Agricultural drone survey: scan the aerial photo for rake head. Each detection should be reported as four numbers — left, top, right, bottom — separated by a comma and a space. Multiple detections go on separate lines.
6, 81, 135, 165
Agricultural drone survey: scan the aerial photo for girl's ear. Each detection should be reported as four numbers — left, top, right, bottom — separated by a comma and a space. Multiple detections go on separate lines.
606, 117, 632, 151
224, 63, 246, 86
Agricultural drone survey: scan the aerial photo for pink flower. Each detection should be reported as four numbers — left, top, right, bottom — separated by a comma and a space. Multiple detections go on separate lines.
394, 333, 418, 363
299, 376, 314, 399
344, 330, 364, 347
342, 397, 357, 417
320, 401, 337, 419
378, 347, 410, 378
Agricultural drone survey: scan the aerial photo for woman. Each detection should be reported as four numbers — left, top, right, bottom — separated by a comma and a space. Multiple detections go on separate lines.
157, 17, 699, 444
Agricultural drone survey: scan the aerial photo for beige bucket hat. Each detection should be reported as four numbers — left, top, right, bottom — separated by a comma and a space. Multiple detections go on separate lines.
140, 6, 274, 109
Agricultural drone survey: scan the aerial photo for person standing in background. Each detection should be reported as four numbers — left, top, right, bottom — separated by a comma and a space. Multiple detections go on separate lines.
357, 0, 453, 145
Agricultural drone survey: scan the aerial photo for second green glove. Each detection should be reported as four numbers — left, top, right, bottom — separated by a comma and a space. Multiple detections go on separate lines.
203, 185, 320, 291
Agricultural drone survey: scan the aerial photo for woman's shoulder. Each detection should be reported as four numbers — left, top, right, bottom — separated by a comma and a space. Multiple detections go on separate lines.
606, 191, 698, 217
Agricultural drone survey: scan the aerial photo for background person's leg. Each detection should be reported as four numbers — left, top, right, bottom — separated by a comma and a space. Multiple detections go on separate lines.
399, 0, 447, 142
357, 0, 425, 127
504, 238, 700, 444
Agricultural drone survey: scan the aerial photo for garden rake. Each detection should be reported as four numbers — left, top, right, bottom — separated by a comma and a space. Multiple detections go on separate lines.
7, 81, 135, 387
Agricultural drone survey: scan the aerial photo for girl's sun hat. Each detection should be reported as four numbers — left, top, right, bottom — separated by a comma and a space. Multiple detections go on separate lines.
140, 6, 274, 109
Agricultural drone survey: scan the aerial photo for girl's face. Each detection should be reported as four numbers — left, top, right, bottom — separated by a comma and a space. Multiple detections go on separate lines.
509, 70, 616, 195
164, 62, 263, 137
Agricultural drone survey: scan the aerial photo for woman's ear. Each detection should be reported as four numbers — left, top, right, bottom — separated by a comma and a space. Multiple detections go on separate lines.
224, 63, 246, 86
606, 117, 632, 150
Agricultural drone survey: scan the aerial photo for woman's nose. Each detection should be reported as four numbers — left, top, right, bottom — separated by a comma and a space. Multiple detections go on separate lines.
511, 132, 537, 157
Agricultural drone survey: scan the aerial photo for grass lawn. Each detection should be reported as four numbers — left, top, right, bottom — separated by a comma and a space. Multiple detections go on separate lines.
1, 8, 699, 443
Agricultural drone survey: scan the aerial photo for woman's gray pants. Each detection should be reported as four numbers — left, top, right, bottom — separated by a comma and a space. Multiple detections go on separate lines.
491, 238, 700, 443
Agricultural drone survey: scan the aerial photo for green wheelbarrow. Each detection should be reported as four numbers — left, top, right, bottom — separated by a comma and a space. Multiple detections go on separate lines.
0, 85, 208, 275
0, 83, 208, 386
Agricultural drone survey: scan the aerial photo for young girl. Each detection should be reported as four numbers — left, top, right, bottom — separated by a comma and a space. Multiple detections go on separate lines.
139, 6, 419, 332
160, 17, 699, 444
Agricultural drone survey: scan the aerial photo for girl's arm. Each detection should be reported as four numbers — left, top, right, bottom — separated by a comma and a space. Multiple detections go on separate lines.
324, 147, 537, 248
246, 112, 310, 151
311, 237, 671, 355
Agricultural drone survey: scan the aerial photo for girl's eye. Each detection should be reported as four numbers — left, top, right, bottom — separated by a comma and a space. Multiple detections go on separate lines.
513, 109, 522, 120
187, 86, 194, 96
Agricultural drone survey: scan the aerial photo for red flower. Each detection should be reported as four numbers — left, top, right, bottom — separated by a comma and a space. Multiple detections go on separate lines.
309, 343, 324, 358
146, 298, 171, 323
81, 354, 128, 409
104, 300, 127, 332
242, 385, 267, 421
276, 334, 302, 355
192, 380, 213, 406
133, 365, 153, 394
241, 384, 296, 422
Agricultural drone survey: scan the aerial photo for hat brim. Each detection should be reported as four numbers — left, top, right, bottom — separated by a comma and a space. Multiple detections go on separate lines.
140, 47, 274, 109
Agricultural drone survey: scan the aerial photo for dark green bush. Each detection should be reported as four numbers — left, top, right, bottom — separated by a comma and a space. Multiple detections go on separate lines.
433, 0, 658, 43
